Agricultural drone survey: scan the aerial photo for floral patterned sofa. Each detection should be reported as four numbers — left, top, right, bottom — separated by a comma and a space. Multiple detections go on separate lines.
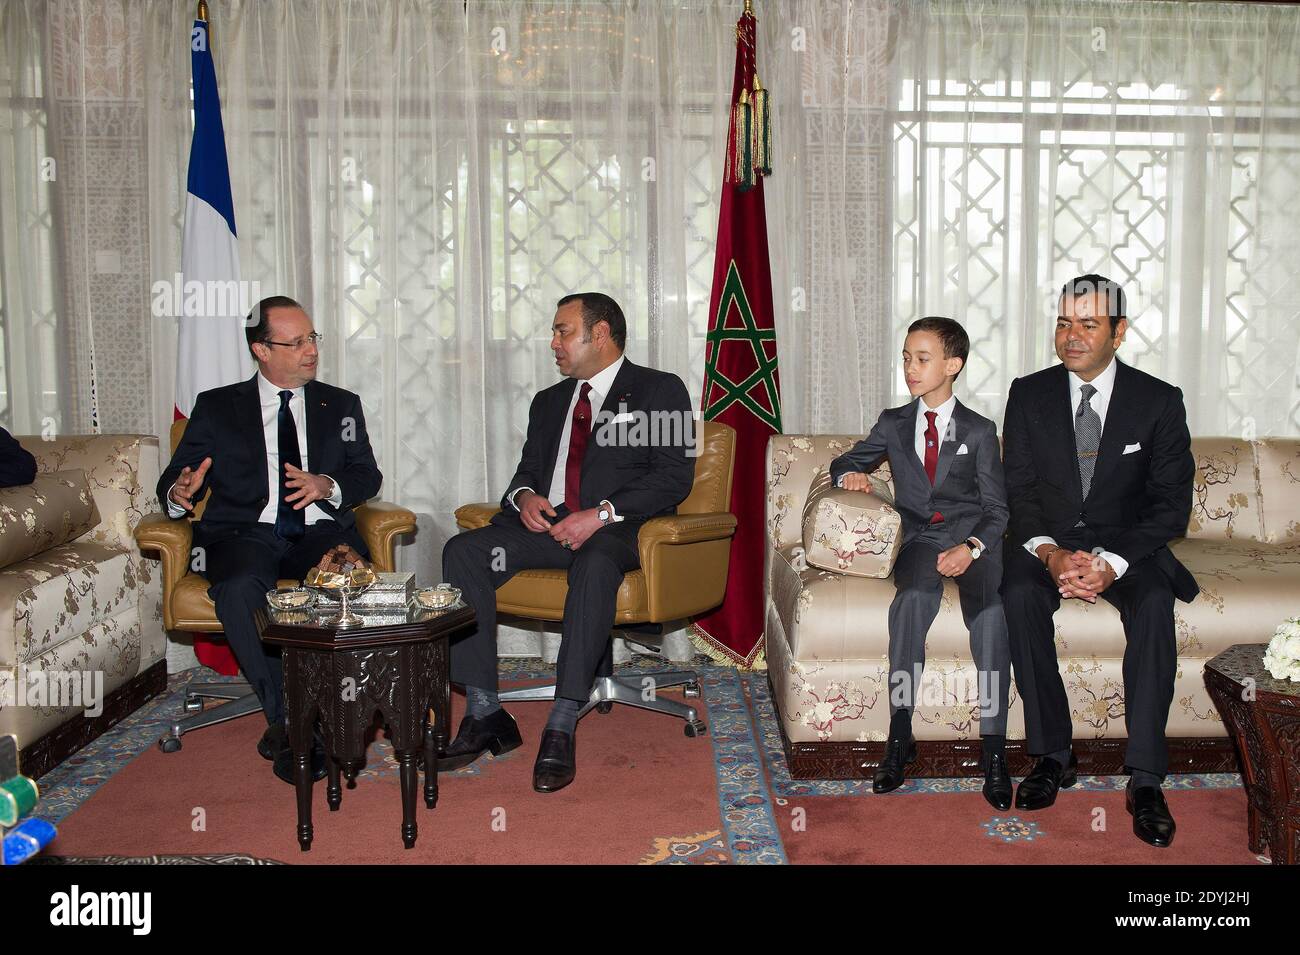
0, 435, 166, 779
766, 434, 1300, 779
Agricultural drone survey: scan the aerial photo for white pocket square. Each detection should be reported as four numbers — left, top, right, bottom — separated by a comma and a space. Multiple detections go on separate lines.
1123, 442, 1142, 455
955, 443, 969, 455
606, 412, 638, 424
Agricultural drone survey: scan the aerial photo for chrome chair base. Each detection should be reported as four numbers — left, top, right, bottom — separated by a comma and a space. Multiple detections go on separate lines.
158, 678, 262, 753
499, 669, 707, 738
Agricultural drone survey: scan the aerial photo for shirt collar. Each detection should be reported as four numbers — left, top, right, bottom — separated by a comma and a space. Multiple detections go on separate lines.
257, 372, 304, 403
915, 393, 957, 426
1068, 355, 1118, 401
583, 354, 625, 399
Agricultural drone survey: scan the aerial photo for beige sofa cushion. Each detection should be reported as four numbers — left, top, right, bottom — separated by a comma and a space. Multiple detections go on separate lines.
801, 471, 902, 577
1186, 438, 1262, 541
0, 470, 98, 571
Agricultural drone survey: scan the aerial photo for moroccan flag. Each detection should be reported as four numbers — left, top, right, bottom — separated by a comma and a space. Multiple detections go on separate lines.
177, 13, 249, 676
692, 7, 781, 667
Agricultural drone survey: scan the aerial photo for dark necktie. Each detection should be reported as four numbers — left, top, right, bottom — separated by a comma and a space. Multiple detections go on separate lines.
923, 410, 943, 524
1076, 383, 1101, 501
275, 389, 305, 541
564, 382, 592, 512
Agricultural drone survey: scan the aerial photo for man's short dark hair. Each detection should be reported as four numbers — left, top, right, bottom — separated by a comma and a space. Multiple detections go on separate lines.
907, 316, 969, 381
1060, 274, 1126, 332
245, 295, 304, 356
556, 292, 627, 351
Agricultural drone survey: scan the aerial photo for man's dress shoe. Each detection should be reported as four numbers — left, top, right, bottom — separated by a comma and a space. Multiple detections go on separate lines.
532, 728, 576, 793
438, 709, 522, 771
258, 723, 286, 761
272, 729, 327, 786
982, 753, 1013, 811
872, 735, 916, 794
1014, 753, 1078, 810
1127, 783, 1176, 848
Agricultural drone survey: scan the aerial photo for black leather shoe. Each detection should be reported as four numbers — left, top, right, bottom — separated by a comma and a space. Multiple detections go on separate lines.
982, 753, 1013, 811
532, 729, 576, 793
1014, 752, 1078, 810
438, 709, 522, 771
257, 723, 286, 761
272, 731, 328, 785
1127, 782, 1176, 848
872, 736, 916, 794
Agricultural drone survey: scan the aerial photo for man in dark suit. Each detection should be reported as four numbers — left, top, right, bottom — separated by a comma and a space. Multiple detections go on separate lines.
158, 295, 382, 784
0, 427, 37, 487
830, 317, 1012, 808
441, 292, 695, 793
1001, 274, 1196, 847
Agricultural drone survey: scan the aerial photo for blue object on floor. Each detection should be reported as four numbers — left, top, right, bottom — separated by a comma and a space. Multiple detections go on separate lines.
3, 817, 57, 865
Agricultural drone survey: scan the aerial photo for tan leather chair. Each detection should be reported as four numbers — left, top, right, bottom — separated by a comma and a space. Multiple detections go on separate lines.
134, 419, 417, 751
452, 421, 738, 735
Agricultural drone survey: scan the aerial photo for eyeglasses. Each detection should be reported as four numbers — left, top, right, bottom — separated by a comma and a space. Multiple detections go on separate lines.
262, 333, 323, 350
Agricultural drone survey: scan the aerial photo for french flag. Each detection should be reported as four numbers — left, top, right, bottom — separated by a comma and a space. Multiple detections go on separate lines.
176, 15, 250, 420
178, 15, 247, 676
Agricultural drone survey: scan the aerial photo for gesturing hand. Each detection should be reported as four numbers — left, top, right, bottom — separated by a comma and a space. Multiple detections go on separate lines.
284, 463, 335, 510
169, 456, 212, 512
516, 491, 558, 533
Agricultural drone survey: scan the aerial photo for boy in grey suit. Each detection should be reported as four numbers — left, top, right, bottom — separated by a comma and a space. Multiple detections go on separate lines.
829, 317, 1012, 808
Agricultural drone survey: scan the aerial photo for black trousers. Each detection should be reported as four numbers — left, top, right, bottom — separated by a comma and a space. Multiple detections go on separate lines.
200, 521, 367, 726
1001, 530, 1177, 776
442, 515, 640, 704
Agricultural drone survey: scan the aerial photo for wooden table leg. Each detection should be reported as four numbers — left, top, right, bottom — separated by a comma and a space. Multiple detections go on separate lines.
423, 722, 439, 809
326, 752, 342, 812
398, 749, 418, 849
295, 751, 314, 851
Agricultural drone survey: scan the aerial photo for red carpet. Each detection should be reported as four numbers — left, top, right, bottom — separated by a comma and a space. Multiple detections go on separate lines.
48, 684, 725, 865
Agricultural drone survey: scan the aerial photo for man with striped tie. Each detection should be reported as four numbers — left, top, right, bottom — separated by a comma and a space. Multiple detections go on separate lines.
1000, 275, 1197, 848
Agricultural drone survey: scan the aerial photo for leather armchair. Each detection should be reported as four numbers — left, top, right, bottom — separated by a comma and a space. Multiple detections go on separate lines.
135, 420, 417, 749
452, 421, 737, 733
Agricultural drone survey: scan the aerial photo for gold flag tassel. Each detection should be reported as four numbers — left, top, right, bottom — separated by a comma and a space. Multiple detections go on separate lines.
733, 87, 755, 190
751, 76, 772, 177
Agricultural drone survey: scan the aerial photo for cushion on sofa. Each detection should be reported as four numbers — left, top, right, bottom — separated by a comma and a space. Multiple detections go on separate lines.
1254, 438, 1300, 544
801, 470, 902, 577
0, 470, 98, 571
1186, 438, 1262, 541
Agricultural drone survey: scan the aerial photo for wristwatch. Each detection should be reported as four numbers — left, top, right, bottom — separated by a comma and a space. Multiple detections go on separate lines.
597, 505, 612, 526
964, 538, 983, 560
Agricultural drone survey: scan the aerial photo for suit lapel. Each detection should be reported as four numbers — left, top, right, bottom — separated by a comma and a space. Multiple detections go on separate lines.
583, 359, 638, 470
304, 379, 327, 474
234, 375, 269, 497
1085, 358, 1129, 503
931, 401, 963, 490
541, 378, 580, 489
894, 400, 929, 487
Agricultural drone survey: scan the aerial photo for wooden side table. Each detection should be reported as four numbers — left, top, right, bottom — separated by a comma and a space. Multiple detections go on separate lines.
259, 602, 476, 851
1204, 643, 1300, 865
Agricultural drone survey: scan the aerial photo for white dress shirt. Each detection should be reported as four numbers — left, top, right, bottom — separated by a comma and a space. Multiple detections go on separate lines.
1022, 356, 1128, 578
510, 354, 626, 521
914, 394, 957, 465
167, 372, 343, 524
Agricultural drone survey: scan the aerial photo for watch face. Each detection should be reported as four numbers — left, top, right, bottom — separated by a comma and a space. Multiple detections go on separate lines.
598, 509, 610, 522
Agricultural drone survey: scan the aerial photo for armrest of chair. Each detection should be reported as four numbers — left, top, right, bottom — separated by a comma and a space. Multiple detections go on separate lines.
133, 512, 193, 615
355, 501, 417, 573
454, 502, 501, 531
637, 511, 738, 622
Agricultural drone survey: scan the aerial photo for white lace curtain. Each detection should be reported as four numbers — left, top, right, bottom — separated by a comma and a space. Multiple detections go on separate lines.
2, 0, 1298, 577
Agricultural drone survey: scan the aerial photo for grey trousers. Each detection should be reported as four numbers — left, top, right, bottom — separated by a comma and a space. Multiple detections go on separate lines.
886, 532, 1010, 736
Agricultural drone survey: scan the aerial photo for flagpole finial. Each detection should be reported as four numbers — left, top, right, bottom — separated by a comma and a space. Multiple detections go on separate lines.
197, 0, 209, 21
744, 0, 753, 14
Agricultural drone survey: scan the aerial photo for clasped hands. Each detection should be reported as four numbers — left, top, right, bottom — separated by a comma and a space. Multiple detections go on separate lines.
515, 490, 602, 550
1037, 544, 1116, 601
168, 456, 334, 511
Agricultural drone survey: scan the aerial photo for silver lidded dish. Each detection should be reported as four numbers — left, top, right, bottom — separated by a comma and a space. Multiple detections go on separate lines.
304, 567, 378, 628
266, 587, 316, 612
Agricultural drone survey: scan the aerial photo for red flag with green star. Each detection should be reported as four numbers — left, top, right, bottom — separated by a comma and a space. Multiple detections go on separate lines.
692, 5, 780, 667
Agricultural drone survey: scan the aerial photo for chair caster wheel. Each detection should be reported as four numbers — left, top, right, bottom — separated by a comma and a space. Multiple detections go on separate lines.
684, 720, 708, 738
683, 682, 701, 698
159, 736, 182, 753
184, 697, 203, 713
596, 701, 613, 714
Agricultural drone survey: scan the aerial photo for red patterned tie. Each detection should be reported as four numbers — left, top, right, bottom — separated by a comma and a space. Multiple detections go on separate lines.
564, 382, 592, 512
924, 410, 943, 523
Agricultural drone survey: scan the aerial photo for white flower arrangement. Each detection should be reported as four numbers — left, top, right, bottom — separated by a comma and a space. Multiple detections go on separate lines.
1262, 617, 1300, 683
